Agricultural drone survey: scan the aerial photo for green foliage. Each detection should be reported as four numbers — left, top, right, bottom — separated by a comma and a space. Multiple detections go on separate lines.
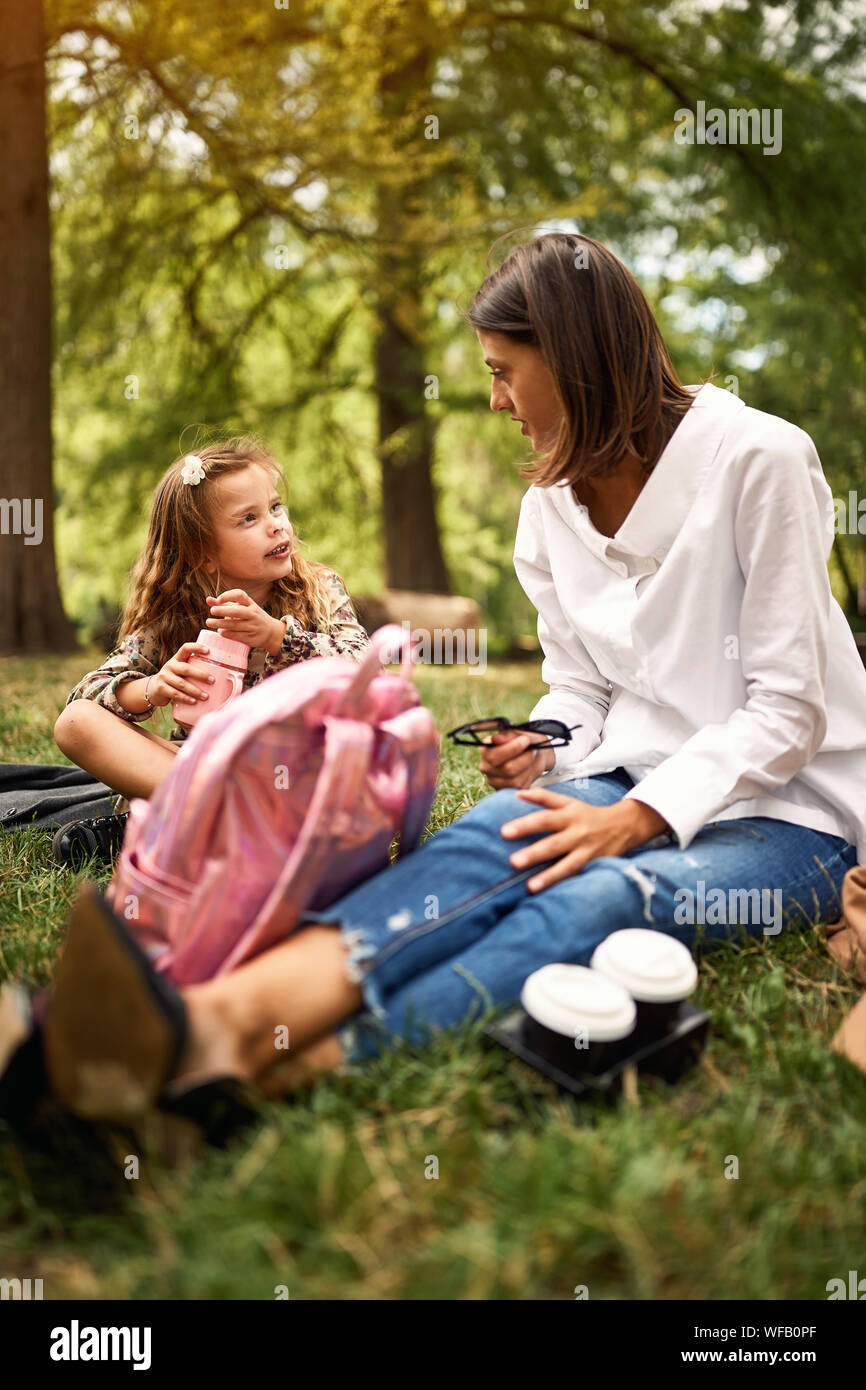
44, 0, 866, 642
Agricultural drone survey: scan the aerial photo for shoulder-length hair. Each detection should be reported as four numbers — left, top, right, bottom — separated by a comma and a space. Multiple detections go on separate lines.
468, 232, 695, 487
119, 437, 335, 666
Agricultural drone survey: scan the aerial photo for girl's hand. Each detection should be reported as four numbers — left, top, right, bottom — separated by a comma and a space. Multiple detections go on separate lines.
501, 788, 670, 892
148, 641, 216, 707
205, 590, 285, 655
479, 729, 556, 789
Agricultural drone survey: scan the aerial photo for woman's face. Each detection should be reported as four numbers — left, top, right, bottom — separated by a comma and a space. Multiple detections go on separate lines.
203, 465, 294, 596
476, 330, 562, 451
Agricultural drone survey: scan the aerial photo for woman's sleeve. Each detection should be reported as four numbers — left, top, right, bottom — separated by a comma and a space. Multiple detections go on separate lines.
621, 425, 833, 848
263, 572, 370, 673
64, 632, 160, 725
513, 487, 611, 782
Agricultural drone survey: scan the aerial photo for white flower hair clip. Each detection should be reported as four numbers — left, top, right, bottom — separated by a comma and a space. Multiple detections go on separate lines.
180, 455, 206, 485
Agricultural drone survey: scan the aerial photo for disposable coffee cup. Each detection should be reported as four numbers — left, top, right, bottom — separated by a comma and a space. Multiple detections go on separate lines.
520, 964, 636, 1076
590, 929, 698, 1043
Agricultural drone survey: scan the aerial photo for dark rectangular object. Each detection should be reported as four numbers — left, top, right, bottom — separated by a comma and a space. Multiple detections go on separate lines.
483, 1001, 711, 1100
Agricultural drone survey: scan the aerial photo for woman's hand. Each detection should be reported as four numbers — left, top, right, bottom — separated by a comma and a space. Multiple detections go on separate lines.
205, 590, 285, 655
501, 788, 671, 892
479, 729, 557, 789
147, 640, 216, 708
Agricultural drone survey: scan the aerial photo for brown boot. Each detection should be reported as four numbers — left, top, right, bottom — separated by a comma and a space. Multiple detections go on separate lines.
41, 880, 187, 1122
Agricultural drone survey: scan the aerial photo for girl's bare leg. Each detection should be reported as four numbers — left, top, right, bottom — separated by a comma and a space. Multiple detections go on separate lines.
54, 700, 179, 801
175, 928, 362, 1090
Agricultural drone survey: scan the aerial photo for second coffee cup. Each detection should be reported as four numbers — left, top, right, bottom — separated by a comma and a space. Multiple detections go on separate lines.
590, 929, 698, 1043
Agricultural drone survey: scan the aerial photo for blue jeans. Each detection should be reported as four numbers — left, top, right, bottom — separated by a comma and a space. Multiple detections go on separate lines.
298, 769, 858, 1063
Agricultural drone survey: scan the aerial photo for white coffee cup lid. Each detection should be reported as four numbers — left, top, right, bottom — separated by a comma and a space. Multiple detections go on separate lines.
590, 929, 697, 1003
521, 964, 636, 1042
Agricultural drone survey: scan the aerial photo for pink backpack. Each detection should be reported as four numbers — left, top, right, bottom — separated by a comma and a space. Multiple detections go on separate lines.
106, 625, 439, 985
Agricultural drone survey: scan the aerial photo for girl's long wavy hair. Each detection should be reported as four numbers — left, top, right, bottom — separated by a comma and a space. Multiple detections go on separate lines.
119, 439, 335, 666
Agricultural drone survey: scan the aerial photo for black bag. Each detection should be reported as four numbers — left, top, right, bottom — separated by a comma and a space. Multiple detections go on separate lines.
0, 762, 118, 831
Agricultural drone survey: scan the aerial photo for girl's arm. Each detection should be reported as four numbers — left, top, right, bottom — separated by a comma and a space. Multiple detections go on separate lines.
264, 572, 370, 672
64, 632, 161, 725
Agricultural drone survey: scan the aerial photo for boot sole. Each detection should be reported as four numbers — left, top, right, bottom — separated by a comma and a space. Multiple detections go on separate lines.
42, 881, 186, 1122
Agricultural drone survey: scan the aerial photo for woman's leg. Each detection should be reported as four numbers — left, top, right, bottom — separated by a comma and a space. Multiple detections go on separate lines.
256, 1034, 343, 1098
333, 816, 858, 1061
196, 799, 855, 1090
31, 771, 634, 1115
171, 771, 636, 1089
175, 926, 362, 1087
54, 701, 179, 800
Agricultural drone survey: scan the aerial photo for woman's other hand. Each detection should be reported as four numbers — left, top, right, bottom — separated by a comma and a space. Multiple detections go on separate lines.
501, 788, 670, 891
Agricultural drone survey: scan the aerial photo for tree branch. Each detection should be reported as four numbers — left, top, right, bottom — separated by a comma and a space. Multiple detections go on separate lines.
180, 204, 265, 341
476, 9, 779, 212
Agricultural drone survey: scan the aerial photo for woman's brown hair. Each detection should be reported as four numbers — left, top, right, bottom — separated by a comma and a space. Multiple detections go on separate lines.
119, 438, 335, 665
468, 232, 695, 486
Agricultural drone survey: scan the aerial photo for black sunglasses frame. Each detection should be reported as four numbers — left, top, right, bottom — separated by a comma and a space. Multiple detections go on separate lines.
446, 716, 581, 749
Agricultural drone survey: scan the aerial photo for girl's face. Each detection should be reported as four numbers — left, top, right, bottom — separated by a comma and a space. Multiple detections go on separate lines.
476, 330, 562, 451
203, 464, 294, 601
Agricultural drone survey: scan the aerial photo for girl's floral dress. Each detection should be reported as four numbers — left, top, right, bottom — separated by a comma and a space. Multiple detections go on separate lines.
64, 570, 369, 747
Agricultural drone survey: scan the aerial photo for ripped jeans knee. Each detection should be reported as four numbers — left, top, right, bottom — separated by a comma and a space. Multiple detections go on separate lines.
341, 926, 379, 987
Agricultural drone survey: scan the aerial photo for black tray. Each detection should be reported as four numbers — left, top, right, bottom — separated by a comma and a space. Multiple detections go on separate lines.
483, 1001, 711, 1100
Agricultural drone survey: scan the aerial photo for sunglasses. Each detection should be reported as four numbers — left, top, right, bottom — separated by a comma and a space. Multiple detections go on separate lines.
447, 716, 581, 750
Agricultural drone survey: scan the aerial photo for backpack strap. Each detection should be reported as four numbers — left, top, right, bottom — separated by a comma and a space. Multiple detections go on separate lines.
220, 714, 374, 970
397, 735, 439, 855
334, 623, 416, 714
339, 625, 433, 857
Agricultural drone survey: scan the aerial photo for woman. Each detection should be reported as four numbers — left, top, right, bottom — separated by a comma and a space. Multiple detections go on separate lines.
3, 232, 866, 1128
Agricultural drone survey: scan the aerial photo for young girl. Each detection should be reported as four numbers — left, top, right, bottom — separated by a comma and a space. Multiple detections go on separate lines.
52, 438, 369, 863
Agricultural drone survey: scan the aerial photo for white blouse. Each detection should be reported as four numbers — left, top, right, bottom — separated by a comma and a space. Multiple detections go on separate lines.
513, 382, 866, 863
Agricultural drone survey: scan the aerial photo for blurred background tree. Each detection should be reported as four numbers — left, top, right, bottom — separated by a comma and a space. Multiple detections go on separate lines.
1, 0, 863, 654
0, 0, 77, 651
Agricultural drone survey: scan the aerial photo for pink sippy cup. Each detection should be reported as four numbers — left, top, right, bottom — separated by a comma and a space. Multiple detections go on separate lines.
172, 629, 250, 728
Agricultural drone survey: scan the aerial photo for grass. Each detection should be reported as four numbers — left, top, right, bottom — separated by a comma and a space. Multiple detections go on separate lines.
1, 649, 866, 1300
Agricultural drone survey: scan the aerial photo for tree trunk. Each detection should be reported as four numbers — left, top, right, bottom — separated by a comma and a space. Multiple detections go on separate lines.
375, 270, 450, 592
0, 0, 77, 653
832, 536, 858, 617
373, 11, 450, 594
